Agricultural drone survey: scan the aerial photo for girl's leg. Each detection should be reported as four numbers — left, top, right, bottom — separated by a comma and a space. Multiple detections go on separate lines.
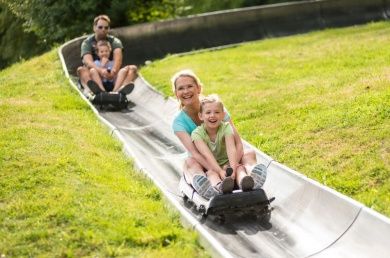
112, 67, 128, 92
236, 165, 254, 191
113, 65, 138, 92
211, 166, 234, 194
89, 68, 106, 91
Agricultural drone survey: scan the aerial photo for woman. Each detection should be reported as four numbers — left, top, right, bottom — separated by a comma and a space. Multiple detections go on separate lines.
171, 69, 267, 199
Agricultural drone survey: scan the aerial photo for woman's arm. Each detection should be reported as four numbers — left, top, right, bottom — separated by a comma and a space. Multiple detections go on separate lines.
175, 131, 223, 176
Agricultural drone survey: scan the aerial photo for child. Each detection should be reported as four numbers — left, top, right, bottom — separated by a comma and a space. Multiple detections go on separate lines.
191, 94, 265, 192
94, 40, 115, 91
87, 40, 134, 95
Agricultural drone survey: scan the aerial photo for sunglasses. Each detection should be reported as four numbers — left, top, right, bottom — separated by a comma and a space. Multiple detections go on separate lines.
97, 25, 109, 30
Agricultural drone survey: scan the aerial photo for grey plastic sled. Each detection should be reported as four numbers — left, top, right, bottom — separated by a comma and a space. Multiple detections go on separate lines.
179, 176, 274, 223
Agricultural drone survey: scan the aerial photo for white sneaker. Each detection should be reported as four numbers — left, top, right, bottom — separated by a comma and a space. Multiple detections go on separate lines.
192, 175, 218, 199
251, 164, 267, 189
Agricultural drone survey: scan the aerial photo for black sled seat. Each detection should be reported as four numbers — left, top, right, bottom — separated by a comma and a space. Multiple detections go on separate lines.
207, 189, 272, 217
78, 80, 134, 110
92, 91, 129, 110
179, 176, 274, 221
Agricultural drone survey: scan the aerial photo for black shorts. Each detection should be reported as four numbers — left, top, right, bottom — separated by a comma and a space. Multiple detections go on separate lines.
103, 81, 114, 92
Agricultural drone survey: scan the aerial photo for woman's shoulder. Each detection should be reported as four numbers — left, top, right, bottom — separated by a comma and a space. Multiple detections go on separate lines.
173, 110, 185, 122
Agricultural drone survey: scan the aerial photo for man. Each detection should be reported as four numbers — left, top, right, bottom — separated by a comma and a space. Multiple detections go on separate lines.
77, 14, 137, 95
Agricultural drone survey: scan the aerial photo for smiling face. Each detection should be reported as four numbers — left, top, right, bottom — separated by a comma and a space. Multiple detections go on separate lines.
174, 75, 201, 107
199, 101, 225, 130
97, 45, 110, 59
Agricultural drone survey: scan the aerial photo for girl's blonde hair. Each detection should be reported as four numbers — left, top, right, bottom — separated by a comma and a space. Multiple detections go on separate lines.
96, 40, 112, 52
199, 94, 224, 113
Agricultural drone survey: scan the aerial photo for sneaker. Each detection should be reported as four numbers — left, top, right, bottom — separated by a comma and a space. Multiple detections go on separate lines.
215, 177, 234, 194
239, 175, 254, 191
251, 164, 267, 189
87, 80, 102, 95
192, 175, 218, 199
118, 83, 135, 95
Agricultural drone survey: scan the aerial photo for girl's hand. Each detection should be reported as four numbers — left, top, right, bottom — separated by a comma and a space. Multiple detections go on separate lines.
219, 169, 226, 180
105, 69, 115, 80
100, 57, 109, 66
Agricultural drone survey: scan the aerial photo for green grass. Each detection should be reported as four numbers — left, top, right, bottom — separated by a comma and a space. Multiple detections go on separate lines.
141, 21, 390, 216
0, 51, 208, 257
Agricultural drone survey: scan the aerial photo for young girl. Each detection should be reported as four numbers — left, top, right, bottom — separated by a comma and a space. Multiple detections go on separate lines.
87, 40, 135, 95
191, 95, 259, 191
94, 40, 115, 91
171, 69, 267, 199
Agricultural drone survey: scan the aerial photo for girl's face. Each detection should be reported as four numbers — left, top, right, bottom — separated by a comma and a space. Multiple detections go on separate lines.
175, 76, 201, 107
97, 45, 110, 59
199, 102, 225, 130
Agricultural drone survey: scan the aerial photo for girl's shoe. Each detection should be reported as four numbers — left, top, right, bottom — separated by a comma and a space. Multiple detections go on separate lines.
251, 164, 267, 189
239, 175, 254, 191
119, 83, 135, 95
87, 80, 102, 95
215, 177, 234, 194
192, 175, 218, 200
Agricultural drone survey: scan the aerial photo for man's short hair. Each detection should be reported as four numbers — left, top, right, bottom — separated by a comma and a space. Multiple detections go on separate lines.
94, 15, 111, 26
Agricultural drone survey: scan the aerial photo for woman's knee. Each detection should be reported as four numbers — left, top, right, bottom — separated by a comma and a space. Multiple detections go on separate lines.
205, 170, 219, 178
185, 157, 203, 171
243, 150, 256, 160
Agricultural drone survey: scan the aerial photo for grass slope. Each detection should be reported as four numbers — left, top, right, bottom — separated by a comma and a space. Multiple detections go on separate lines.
141, 21, 390, 216
0, 50, 208, 257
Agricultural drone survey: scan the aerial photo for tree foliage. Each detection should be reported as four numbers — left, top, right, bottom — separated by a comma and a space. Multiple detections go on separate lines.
0, 3, 47, 69
0, 0, 302, 69
1, 0, 181, 45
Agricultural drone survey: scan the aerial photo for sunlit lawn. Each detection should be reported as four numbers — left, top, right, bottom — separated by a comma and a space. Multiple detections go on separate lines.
0, 51, 208, 257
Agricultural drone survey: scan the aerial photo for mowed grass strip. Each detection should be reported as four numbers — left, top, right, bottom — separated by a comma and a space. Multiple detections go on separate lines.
0, 50, 208, 257
141, 21, 390, 216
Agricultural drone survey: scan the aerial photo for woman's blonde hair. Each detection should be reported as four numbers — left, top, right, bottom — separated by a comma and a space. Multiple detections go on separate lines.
171, 69, 203, 109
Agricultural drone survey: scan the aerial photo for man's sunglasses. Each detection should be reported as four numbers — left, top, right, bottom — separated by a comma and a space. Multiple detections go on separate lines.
97, 25, 109, 30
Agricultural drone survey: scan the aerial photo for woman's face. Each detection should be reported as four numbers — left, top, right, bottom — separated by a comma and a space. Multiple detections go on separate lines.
175, 76, 201, 107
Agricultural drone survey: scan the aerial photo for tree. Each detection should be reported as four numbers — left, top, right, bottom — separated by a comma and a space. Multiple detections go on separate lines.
0, 3, 47, 69
0, 0, 181, 46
